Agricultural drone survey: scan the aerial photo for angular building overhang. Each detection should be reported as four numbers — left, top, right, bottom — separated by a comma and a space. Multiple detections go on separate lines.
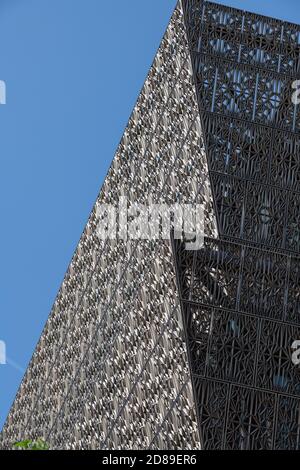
1, 0, 300, 450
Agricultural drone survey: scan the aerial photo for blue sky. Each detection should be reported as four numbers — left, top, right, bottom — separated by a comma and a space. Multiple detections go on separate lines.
0, 0, 299, 430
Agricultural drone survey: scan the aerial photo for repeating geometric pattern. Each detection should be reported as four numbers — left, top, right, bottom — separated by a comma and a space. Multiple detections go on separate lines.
168, 2, 300, 449
183, 0, 300, 253
0, 2, 217, 450
173, 237, 300, 449
2, 0, 300, 452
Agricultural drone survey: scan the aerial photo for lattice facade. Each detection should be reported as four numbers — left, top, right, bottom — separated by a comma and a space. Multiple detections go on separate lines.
2, 0, 300, 451
183, 0, 300, 252
0, 2, 216, 450
170, 0, 300, 450
173, 237, 300, 449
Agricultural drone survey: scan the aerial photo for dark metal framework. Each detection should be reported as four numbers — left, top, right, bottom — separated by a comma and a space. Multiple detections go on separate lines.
173, 237, 300, 449
184, 0, 300, 253
173, 0, 300, 449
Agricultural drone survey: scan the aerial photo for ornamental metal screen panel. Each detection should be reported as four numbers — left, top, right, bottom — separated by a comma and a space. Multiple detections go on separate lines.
1, 0, 300, 451
183, 0, 300, 253
171, 0, 300, 450
0, 2, 217, 450
172, 236, 300, 449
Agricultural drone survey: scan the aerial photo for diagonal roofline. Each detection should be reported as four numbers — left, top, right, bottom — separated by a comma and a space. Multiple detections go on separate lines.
207, 0, 300, 30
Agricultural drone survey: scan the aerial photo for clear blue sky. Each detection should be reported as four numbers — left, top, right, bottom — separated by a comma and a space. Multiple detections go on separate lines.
0, 0, 299, 430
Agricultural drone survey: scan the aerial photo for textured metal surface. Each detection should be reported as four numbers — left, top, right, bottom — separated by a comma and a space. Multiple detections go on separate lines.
0, 2, 216, 450
2, 0, 300, 451
171, 0, 300, 450
183, 0, 300, 254
173, 237, 300, 449
184, 0, 300, 252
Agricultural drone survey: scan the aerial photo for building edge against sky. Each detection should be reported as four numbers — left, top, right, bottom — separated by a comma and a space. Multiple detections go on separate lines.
2, 0, 300, 449
0, 0, 216, 449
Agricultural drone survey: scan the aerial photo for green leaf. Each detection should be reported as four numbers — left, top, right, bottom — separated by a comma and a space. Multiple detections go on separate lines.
13, 440, 33, 449
13, 438, 49, 450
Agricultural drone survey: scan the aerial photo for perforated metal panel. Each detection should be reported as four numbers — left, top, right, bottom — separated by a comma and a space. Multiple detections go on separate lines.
172, 0, 300, 450
2, 0, 300, 450
0, 2, 216, 450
